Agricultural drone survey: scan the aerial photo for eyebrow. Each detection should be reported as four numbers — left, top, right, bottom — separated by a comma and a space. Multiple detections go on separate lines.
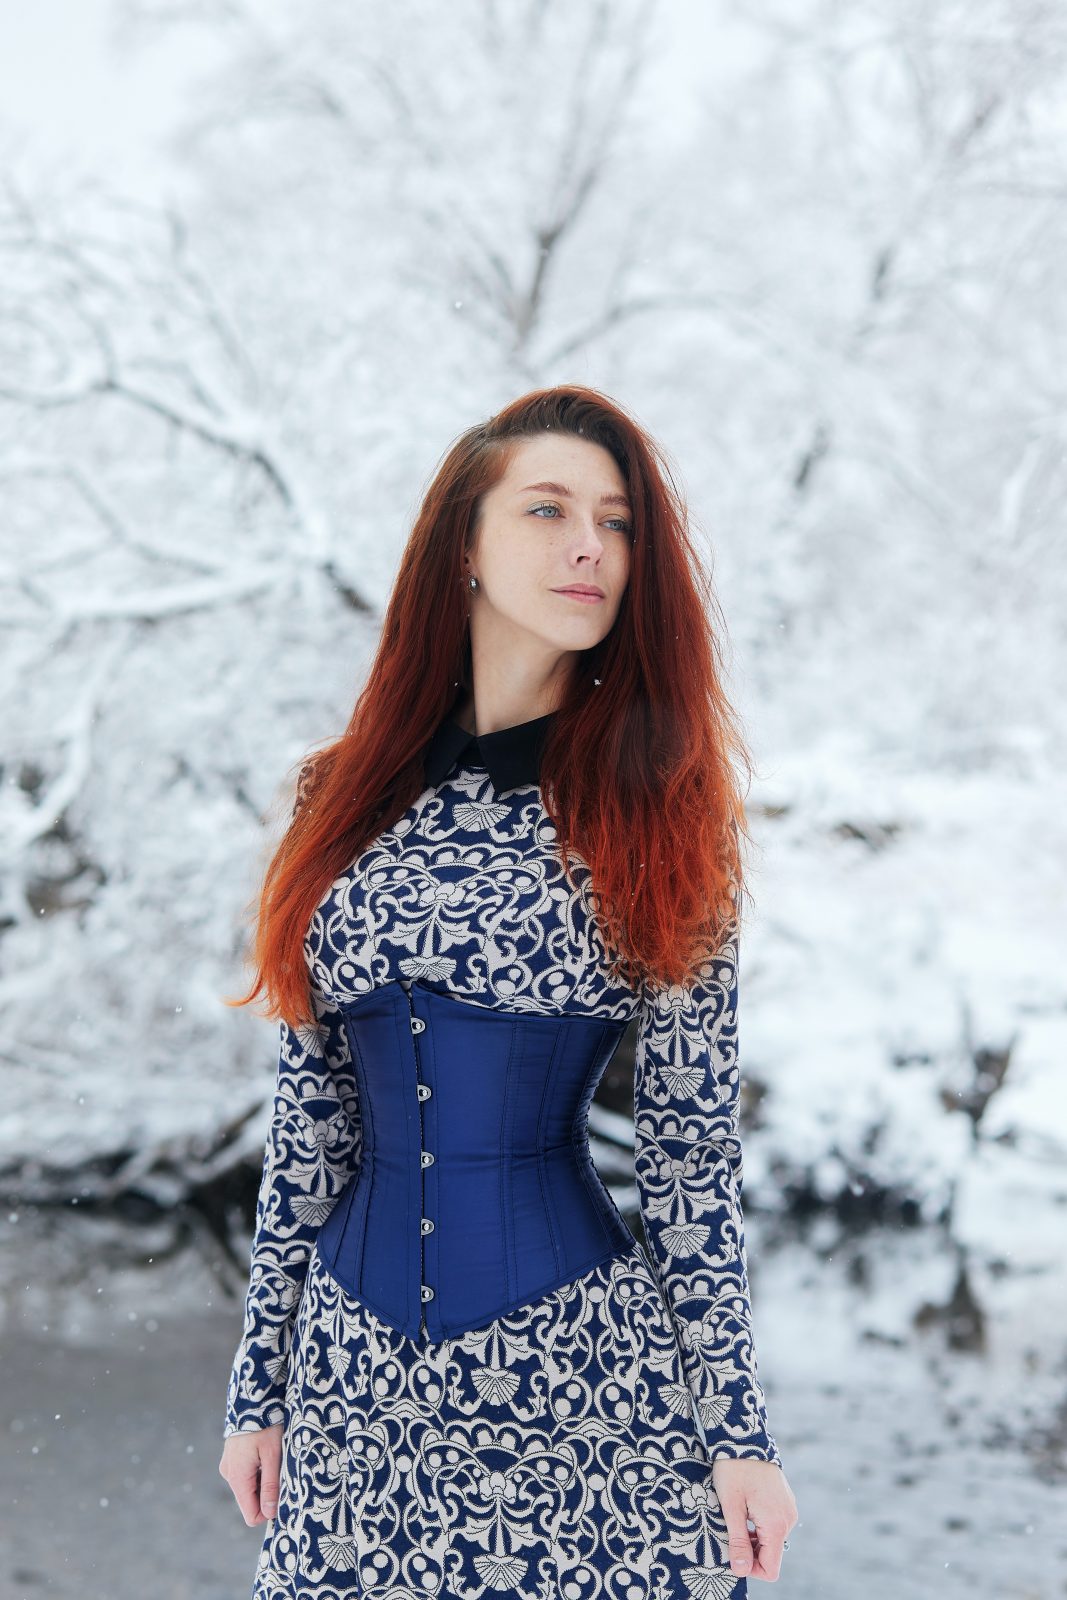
516, 480, 632, 510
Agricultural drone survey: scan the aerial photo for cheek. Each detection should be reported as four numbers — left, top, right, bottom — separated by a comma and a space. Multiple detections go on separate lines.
482, 536, 547, 594
478, 557, 547, 627
490, 548, 543, 600
609, 544, 633, 596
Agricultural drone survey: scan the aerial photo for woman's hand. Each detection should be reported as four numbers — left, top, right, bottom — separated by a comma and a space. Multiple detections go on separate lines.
219, 1424, 284, 1526
713, 1457, 799, 1583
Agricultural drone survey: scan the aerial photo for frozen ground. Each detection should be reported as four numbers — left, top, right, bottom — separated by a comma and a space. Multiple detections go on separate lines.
2, 1202, 1064, 1600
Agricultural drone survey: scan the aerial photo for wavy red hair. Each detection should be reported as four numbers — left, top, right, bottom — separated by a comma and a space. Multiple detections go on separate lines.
225, 384, 755, 1030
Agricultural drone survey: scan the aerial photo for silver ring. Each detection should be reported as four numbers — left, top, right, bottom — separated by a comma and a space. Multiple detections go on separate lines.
783, 1539, 790, 1550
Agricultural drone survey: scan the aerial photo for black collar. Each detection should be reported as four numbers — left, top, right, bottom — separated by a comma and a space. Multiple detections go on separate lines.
423, 710, 556, 793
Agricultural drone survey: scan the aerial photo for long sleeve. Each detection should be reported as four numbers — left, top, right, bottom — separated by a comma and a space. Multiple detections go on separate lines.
633, 899, 782, 1466
223, 981, 362, 1436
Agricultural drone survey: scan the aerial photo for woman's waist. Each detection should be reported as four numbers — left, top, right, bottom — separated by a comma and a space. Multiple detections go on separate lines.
364, 1135, 597, 1167
315, 1145, 633, 1338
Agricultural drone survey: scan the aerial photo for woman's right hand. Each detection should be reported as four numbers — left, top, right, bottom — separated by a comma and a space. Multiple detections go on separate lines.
219, 1424, 284, 1525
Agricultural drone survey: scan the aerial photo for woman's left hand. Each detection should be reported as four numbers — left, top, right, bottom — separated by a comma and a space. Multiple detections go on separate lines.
712, 1456, 799, 1583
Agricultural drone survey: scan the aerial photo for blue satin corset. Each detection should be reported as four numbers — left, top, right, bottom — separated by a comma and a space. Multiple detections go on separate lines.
315, 978, 634, 1339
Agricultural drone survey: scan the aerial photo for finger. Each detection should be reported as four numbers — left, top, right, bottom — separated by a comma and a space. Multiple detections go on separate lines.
727, 1528, 757, 1580
716, 1487, 756, 1579
228, 1457, 269, 1527
749, 1520, 791, 1583
257, 1432, 283, 1522
749, 1544, 784, 1583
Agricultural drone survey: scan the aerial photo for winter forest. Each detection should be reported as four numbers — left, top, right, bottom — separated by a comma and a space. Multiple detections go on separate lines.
1, 0, 1065, 1595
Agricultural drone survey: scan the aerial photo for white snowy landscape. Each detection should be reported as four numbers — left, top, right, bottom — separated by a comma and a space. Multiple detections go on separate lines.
0, 1, 1064, 1596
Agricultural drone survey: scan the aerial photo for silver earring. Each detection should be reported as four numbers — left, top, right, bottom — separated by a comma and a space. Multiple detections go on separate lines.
468, 576, 479, 591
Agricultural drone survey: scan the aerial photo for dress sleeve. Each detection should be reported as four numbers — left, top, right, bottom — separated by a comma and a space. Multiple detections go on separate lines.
223, 982, 362, 1437
633, 894, 782, 1466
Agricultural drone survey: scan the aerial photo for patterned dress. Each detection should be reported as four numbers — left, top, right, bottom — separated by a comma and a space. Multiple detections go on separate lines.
224, 707, 782, 1599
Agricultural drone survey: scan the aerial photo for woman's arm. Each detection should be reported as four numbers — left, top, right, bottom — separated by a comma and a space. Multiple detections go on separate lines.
633, 894, 782, 1466
224, 986, 362, 1435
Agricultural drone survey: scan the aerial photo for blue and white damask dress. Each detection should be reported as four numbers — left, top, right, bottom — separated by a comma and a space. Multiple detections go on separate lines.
224, 706, 782, 1600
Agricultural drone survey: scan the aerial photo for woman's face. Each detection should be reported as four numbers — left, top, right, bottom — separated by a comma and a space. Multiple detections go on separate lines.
465, 433, 633, 663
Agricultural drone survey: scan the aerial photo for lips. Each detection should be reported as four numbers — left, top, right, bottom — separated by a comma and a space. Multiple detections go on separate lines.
552, 586, 605, 599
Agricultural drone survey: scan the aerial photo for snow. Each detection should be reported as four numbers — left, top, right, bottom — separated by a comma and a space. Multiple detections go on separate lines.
0, 0, 1065, 1591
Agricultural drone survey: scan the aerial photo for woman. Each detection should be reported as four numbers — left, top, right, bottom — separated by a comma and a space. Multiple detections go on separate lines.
218, 384, 799, 1597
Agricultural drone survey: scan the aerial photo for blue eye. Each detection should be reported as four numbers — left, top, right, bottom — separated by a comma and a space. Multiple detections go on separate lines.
529, 502, 632, 535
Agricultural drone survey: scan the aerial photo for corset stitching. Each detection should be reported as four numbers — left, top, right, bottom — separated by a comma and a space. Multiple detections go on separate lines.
333, 1012, 375, 1289
535, 1019, 569, 1285
499, 1015, 522, 1308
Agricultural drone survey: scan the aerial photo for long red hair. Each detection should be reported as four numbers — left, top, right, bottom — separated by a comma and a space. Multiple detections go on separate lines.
225, 384, 755, 1030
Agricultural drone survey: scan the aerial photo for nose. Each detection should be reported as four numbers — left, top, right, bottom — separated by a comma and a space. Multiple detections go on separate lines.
570, 516, 605, 561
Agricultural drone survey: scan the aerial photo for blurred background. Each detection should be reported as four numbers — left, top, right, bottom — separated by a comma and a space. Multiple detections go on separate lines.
1, 0, 1065, 1595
